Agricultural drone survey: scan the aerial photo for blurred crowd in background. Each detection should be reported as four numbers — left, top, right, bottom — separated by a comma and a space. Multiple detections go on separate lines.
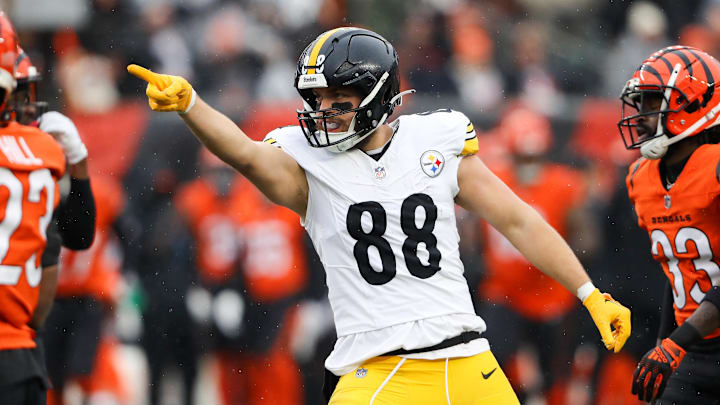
4, 0, 719, 404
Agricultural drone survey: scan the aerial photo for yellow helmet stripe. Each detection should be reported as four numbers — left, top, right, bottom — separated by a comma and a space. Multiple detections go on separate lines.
307, 28, 343, 74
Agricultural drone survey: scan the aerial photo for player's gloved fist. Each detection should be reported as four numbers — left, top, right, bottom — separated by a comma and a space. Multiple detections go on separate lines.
126, 64, 196, 114
631, 338, 686, 402
583, 289, 631, 353
37, 111, 88, 164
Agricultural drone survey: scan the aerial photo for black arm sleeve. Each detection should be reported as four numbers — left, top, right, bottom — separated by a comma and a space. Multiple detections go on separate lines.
703, 285, 720, 312
41, 210, 62, 267
56, 177, 96, 250
657, 280, 678, 339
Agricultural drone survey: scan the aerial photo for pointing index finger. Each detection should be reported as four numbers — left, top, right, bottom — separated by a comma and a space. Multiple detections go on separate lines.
127, 64, 162, 88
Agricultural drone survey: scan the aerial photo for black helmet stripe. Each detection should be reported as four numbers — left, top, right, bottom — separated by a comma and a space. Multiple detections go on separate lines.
684, 48, 715, 107
684, 47, 714, 84
640, 64, 664, 85
656, 54, 674, 74
668, 49, 693, 76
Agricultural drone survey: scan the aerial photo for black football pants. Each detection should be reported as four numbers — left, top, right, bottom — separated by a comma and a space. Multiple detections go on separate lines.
656, 349, 720, 405
0, 378, 46, 405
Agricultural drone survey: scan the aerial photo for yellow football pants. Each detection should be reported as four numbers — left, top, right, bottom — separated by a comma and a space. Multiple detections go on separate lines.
329, 351, 520, 405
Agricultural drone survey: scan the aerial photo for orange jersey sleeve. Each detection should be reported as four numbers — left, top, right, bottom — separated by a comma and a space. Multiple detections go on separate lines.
0, 122, 66, 350
481, 164, 586, 320
627, 144, 720, 339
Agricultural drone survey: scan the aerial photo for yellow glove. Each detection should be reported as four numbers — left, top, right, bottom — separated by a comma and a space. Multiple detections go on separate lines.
583, 289, 631, 353
127, 64, 196, 113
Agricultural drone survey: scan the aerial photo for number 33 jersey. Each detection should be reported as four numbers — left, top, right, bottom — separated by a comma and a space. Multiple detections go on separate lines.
627, 144, 720, 339
265, 110, 483, 340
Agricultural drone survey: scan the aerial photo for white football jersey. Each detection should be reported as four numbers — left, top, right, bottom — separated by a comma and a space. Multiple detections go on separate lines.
264, 109, 489, 374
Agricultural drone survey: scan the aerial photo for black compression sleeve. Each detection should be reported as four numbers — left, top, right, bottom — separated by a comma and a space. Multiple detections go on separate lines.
658, 281, 677, 339
703, 286, 720, 312
668, 321, 702, 350
41, 212, 61, 267
56, 177, 96, 250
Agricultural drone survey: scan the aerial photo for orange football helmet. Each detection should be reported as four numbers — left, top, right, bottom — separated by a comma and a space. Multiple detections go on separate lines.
0, 11, 18, 107
618, 46, 720, 159
499, 105, 552, 157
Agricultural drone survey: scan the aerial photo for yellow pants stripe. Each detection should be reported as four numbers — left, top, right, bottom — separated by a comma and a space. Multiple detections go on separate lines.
444, 358, 451, 405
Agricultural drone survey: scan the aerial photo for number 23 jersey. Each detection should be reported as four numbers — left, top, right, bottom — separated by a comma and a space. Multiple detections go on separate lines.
626, 144, 720, 339
265, 110, 481, 338
0, 122, 65, 350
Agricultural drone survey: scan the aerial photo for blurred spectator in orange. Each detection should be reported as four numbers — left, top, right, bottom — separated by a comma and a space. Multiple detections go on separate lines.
478, 104, 598, 404
175, 151, 308, 405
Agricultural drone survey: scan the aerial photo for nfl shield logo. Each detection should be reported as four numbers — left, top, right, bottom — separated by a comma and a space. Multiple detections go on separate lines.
664, 194, 671, 209
375, 166, 386, 180
355, 368, 368, 378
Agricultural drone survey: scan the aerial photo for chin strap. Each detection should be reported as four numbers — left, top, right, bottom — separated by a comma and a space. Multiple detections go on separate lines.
389, 89, 415, 107
641, 63, 682, 160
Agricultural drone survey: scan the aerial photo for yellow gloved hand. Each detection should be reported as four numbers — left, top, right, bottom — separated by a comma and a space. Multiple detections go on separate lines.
583, 289, 631, 353
127, 64, 196, 113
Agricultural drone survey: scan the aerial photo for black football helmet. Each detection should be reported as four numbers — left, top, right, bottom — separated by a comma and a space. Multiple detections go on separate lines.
294, 27, 408, 152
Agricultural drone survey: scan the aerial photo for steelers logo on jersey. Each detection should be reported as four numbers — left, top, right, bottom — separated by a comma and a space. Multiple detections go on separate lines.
421, 150, 445, 177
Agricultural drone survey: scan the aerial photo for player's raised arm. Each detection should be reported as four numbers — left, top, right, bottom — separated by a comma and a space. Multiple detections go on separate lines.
455, 154, 631, 353
126, 64, 308, 216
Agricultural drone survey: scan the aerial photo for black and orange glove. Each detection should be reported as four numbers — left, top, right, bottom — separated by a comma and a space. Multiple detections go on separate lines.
631, 338, 685, 402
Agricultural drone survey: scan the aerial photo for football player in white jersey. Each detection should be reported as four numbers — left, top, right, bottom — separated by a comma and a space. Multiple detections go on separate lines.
128, 27, 631, 405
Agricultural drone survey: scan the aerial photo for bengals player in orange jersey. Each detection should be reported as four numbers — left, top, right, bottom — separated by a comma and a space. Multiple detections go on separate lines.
0, 35, 96, 404
175, 151, 307, 405
478, 105, 598, 403
0, 13, 66, 405
619, 46, 720, 404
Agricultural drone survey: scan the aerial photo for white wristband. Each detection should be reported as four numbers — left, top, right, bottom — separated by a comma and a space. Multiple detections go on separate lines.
576, 281, 596, 302
179, 89, 197, 115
